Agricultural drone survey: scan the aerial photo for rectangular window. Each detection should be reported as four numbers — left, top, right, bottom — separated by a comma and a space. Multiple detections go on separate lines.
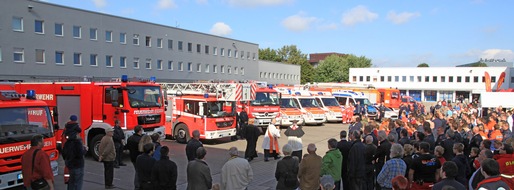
213, 65, 217, 73
105, 31, 112, 42
73, 26, 81, 38
474, 76, 479, 83
234, 67, 238, 74
54, 23, 63, 36
187, 62, 192, 72
213, 47, 217, 55
511, 77, 514, 84
228, 66, 232, 74
178, 62, 183, 71
35, 20, 44, 34
145, 59, 152, 69
178, 41, 183, 51
187, 43, 192, 52
133, 34, 140, 45
465, 76, 470, 83
106, 55, 113, 67
235, 50, 238, 58
133, 58, 139, 69
12, 17, 23, 31
90, 28, 97, 40
196, 63, 201, 72
13, 48, 24, 63
90, 54, 97, 66
387, 76, 392, 82
35, 49, 45, 63
157, 38, 163, 48
491, 76, 496, 82
368, 76, 372, 82
247, 52, 250, 59
425, 76, 430, 82
168, 40, 173, 49
205, 45, 209, 54
241, 51, 245, 59
167, 61, 173, 71
205, 64, 210, 73
253, 53, 256, 60
380, 76, 384, 82
417, 76, 422, 82
409, 76, 414, 82
433, 76, 437, 82
241, 67, 244, 75
359, 76, 363, 82
228, 49, 232, 57
221, 48, 225, 56
157, 60, 162, 70
120, 33, 126, 44
449, 76, 454, 82
120, 56, 126, 68
394, 76, 399, 82
457, 76, 462, 82
401, 76, 406, 82
73, 53, 81, 65
197, 44, 201, 53
441, 76, 446, 82
221, 65, 225, 73
145, 36, 151, 47
55, 51, 64, 65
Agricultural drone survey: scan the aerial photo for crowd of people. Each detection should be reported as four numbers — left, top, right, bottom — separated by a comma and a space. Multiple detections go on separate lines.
20, 99, 514, 190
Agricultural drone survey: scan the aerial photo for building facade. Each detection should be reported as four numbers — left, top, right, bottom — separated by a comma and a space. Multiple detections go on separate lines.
350, 67, 514, 103
258, 60, 301, 84
0, 0, 299, 85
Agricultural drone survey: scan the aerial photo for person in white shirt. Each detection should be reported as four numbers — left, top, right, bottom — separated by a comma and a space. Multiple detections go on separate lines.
220, 147, 253, 190
262, 118, 281, 161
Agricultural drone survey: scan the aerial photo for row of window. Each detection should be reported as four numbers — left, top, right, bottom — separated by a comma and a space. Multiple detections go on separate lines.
5, 48, 245, 74
259, 72, 299, 81
11, 17, 257, 60
353, 75, 504, 83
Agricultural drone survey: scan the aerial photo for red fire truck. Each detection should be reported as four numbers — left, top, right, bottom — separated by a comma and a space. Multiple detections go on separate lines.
0, 84, 59, 189
237, 82, 281, 129
162, 83, 253, 143
12, 75, 166, 160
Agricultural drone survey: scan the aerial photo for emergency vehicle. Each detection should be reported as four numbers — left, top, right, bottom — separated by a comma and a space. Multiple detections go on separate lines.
332, 90, 378, 120
274, 88, 304, 126
289, 90, 326, 125
12, 75, 166, 160
162, 82, 252, 143
0, 84, 58, 189
377, 88, 401, 109
311, 91, 343, 122
238, 83, 281, 127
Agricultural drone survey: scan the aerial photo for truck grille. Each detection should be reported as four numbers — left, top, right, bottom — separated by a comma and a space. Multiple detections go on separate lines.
137, 114, 161, 125
252, 112, 278, 118
216, 121, 234, 128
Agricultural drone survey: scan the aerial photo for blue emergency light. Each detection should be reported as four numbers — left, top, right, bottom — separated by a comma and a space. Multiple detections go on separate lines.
295, 92, 301, 96
150, 76, 156, 82
26, 90, 36, 100
121, 75, 128, 82
318, 92, 323, 95
204, 93, 209, 98
268, 84, 273, 89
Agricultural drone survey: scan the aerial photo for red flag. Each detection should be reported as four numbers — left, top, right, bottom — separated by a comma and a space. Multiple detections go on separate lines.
485, 72, 492, 92
497, 72, 506, 90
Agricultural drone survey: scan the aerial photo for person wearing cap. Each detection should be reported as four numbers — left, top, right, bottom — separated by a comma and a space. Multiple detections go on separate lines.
62, 133, 87, 190
65, 115, 81, 141
284, 119, 305, 162
99, 127, 116, 189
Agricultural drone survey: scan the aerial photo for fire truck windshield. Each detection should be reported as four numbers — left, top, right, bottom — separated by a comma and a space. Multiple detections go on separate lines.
0, 107, 53, 144
280, 98, 298, 108
321, 98, 340, 107
299, 98, 320, 108
205, 101, 236, 118
251, 92, 279, 106
355, 98, 372, 105
127, 86, 163, 108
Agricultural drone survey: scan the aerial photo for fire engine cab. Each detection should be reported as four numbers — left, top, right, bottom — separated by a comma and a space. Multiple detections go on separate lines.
238, 82, 281, 127
163, 83, 253, 143
0, 85, 58, 189
275, 88, 304, 126
311, 91, 343, 122
289, 90, 326, 125
12, 75, 166, 160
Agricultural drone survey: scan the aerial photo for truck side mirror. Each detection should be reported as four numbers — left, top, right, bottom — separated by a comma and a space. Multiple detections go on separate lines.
199, 102, 204, 116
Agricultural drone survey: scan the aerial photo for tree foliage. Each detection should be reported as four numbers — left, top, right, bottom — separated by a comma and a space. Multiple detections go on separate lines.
315, 54, 346, 82
258, 48, 282, 62
469, 61, 488, 67
417, 63, 429, 67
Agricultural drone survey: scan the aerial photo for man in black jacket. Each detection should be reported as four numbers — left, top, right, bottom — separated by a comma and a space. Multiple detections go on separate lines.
374, 130, 392, 180
151, 146, 177, 190
348, 130, 366, 190
337, 130, 352, 190
235, 105, 249, 140
364, 136, 377, 190
126, 125, 143, 189
186, 130, 203, 161
112, 120, 126, 168
62, 133, 87, 190
136, 143, 156, 190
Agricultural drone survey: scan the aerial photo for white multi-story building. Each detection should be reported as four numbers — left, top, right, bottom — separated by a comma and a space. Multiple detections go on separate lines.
350, 67, 514, 103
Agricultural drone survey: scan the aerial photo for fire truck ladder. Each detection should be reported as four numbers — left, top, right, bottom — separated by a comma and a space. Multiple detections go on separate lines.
161, 83, 255, 102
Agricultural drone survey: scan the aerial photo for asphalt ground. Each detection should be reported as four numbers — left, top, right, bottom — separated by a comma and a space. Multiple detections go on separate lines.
10, 122, 349, 190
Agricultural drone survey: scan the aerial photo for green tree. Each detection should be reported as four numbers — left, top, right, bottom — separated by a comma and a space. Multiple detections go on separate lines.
277, 45, 305, 62
341, 54, 373, 82
417, 63, 429, 67
258, 48, 282, 62
469, 61, 488, 67
315, 54, 346, 82
300, 61, 315, 84
259, 45, 313, 83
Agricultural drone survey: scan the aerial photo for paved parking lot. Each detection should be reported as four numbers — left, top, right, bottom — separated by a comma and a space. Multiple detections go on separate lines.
12, 122, 348, 190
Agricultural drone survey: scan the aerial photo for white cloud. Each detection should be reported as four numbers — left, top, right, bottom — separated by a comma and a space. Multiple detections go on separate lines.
92, 0, 107, 8
387, 11, 420, 25
281, 13, 317, 32
341, 5, 378, 26
480, 49, 514, 60
225, 0, 293, 7
156, 0, 177, 10
210, 22, 233, 36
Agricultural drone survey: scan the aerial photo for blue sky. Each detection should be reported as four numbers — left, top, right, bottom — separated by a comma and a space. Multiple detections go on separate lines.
46, 0, 513, 67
